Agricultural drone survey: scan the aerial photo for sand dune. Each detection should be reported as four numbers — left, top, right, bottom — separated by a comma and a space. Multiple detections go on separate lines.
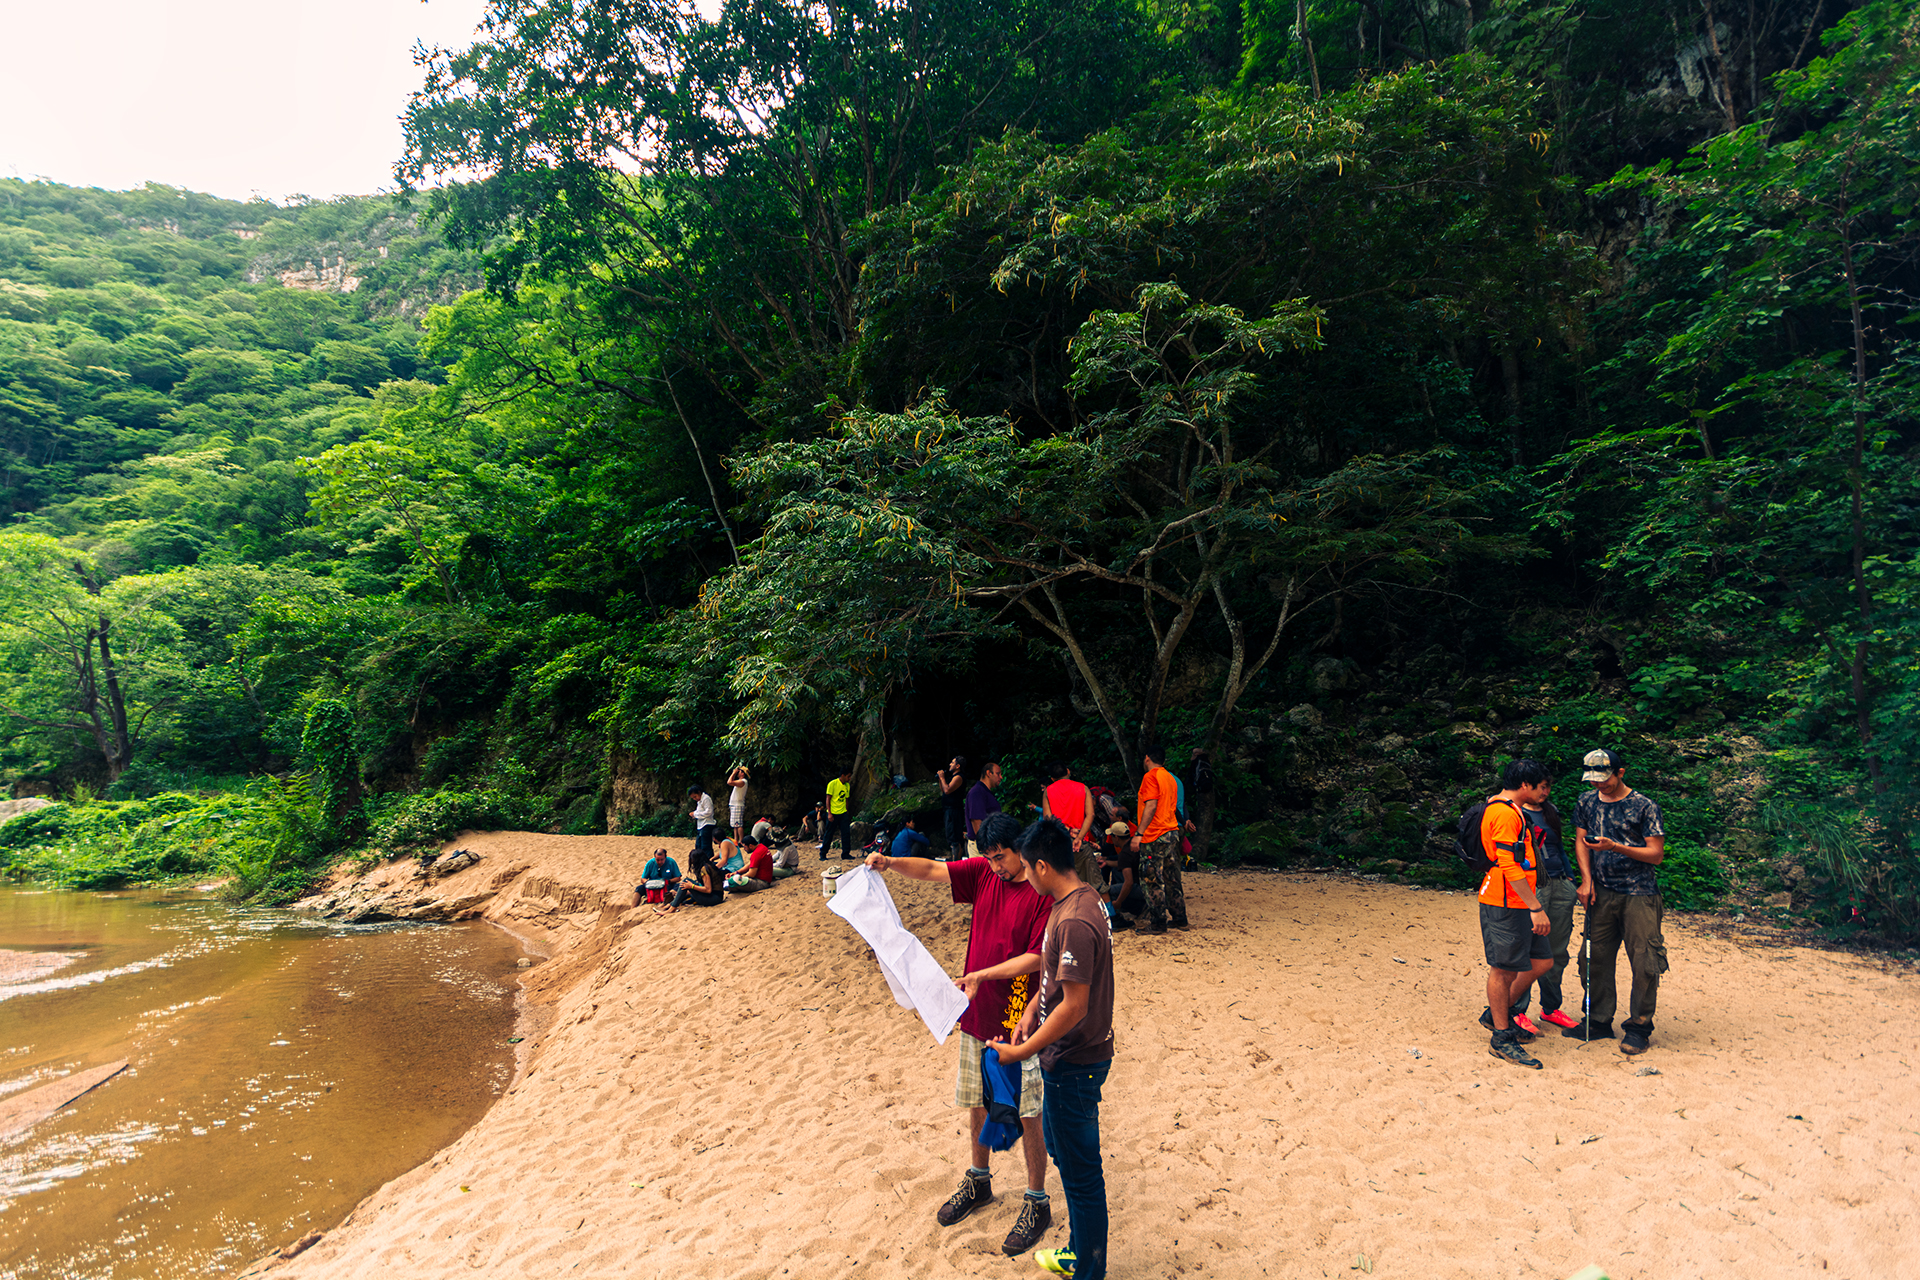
260, 832, 1919, 1279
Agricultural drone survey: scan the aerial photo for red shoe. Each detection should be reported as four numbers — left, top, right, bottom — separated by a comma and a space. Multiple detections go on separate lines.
1512, 1013, 1543, 1037
1541, 1009, 1579, 1030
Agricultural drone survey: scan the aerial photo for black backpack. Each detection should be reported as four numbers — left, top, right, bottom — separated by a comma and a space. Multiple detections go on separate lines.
1454, 798, 1526, 873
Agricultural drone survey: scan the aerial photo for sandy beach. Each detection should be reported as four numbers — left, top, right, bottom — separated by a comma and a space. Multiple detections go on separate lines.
252, 831, 1917, 1279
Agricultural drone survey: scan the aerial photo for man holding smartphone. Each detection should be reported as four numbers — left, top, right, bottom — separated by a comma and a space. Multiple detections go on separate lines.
1569, 748, 1669, 1055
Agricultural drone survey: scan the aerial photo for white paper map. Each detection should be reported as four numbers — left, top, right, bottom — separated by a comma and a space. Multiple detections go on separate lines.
827, 865, 971, 1045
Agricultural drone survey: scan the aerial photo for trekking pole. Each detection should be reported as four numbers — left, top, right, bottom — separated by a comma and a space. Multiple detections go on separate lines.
1582, 934, 1591, 1044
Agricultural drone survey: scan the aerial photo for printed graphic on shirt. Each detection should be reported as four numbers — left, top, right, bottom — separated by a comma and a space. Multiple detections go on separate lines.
1576, 789, 1666, 896
1000, 973, 1031, 1036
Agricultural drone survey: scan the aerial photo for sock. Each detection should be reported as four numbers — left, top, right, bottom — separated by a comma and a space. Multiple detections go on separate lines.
1024, 1189, 1049, 1202
968, 1167, 990, 1180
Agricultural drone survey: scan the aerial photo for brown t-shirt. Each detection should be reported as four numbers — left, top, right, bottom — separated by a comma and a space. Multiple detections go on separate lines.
1037, 884, 1116, 1071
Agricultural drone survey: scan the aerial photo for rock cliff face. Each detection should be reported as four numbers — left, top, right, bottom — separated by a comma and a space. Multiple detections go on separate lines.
276, 254, 362, 293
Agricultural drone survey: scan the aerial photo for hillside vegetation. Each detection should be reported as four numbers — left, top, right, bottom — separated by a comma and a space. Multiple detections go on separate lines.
0, 0, 1915, 942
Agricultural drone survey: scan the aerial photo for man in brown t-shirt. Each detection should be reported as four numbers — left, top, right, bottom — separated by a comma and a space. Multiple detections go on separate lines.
991, 818, 1115, 1280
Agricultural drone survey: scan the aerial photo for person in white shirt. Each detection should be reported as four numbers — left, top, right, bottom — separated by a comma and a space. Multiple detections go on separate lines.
688, 785, 717, 864
726, 765, 750, 843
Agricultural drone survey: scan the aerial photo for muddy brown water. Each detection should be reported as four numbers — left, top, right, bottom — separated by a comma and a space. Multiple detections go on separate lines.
0, 885, 524, 1278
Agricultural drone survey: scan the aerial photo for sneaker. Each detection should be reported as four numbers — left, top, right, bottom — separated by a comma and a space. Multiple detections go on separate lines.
1561, 1019, 1614, 1040
1541, 1009, 1579, 1030
1001, 1197, 1051, 1256
1477, 1007, 1535, 1043
1512, 1013, 1543, 1037
936, 1172, 992, 1227
1033, 1248, 1076, 1276
1488, 1029, 1543, 1070
1620, 1023, 1653, 1055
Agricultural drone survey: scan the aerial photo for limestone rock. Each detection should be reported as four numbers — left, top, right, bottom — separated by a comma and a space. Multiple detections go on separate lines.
0, 797, 54, 824
427, 848, 481, 879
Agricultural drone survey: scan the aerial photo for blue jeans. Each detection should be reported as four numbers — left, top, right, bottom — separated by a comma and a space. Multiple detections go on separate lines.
693, 824, 716, 863
1041, 1059, 1111, 1280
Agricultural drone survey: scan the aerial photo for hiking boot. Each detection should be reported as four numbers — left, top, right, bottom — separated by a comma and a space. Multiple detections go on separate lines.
1001, 1196, 1051, 1256
1478, 1007, 1535, 1043
1488, 1029, 1543, 1070
936, 1171, 992, 1227
1169, 917, 1190, 930
1561, 1019, 1614, 1040
1620, 1022, 1653, 1055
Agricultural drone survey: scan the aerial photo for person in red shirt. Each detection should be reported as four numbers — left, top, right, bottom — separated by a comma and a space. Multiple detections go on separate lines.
1040, 762, 1097, 886
1127, 744, 1187, 934
725, 841, 776, 893
1476, 758, 1554, 1068
863, 811, 1057, 1257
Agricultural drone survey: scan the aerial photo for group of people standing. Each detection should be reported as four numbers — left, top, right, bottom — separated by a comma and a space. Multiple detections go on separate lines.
1473, 747, 1670, 1068
863, 813, 1116, 1280
929, 748, 1201, 936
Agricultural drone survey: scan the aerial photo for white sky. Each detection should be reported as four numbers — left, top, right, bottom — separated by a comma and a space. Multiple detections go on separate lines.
0, 0, 495, 202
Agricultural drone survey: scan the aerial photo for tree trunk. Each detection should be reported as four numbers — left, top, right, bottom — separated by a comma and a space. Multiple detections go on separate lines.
94, 615, 134, 779
1019, 585, 1135, 775
1840, 237, 1886, 796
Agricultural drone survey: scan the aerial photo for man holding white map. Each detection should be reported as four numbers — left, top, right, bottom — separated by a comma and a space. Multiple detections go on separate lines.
863, 810, 1056, 1257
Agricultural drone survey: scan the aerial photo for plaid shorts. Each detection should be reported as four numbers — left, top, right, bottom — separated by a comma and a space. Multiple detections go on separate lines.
953, 1030, 1042, 1118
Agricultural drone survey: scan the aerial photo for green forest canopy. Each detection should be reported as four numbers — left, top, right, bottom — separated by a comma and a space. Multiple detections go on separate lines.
1, 0, 1916, 938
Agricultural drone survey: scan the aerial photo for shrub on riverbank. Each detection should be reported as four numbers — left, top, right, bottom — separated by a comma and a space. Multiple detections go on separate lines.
0, 794, 217, 888
364, 787, 553, 852
0, 785, 333, 898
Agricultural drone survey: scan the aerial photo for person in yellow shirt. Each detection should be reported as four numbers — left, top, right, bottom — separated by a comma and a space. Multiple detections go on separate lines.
1126, 744, 1187, 934
819, 769, 854, 861
1475, 759, 1554, 1069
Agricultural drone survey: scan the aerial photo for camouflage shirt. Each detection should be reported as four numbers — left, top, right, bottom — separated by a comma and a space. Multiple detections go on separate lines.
1575, 789, 1666, 896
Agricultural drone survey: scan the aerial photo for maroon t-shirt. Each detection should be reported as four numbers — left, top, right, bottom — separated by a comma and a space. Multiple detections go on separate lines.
1037, 884, 1116, 1071
948, 857, 1052, 1043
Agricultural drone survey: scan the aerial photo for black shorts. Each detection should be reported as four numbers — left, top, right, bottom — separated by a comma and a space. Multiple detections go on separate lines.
1480, 903, 1550, 971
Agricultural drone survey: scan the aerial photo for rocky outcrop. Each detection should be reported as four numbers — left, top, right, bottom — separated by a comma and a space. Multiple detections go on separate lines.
290, 830, 653, 962
277, 255, 361, 293
0, 797, 54, 824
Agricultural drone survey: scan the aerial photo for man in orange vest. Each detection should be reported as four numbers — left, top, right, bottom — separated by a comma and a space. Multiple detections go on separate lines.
1040, 761, 1098, 886
1128, 744, 1188, 933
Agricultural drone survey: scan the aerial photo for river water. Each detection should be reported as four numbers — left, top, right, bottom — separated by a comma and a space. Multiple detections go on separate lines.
0, 885, 524, 1278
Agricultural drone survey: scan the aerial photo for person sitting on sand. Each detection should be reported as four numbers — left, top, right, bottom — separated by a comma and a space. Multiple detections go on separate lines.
633, 848, 681, 906
727, 841, 776, 893
751, 817, 775, 845
658, 852, 725, 913
716, 837, 746, 875
770, 839, 801, 878
887, 810, 930, 859
1095, 822, 1143, 928
863, 810, 1056, 1258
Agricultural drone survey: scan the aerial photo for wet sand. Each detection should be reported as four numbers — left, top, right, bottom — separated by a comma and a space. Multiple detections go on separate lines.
264, 832, 1920, 1279
0, 948, 77, 985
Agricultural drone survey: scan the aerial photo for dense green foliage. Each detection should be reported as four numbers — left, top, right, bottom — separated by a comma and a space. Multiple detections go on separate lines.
2, 0, 1916, 942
